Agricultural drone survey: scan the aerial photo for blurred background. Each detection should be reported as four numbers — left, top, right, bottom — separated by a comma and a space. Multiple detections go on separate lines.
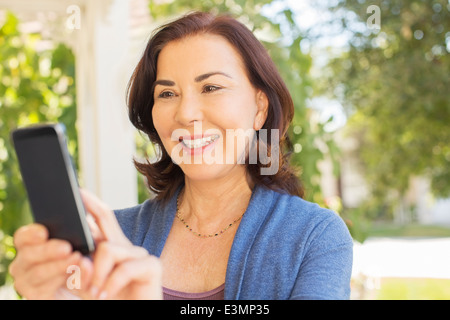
0, 0, 449, 299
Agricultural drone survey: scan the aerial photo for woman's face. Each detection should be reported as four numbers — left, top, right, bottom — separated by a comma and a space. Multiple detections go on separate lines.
152, 34, 268, 182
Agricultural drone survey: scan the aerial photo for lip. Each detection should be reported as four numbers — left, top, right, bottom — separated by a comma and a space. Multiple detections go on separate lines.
179, 133, 220, 156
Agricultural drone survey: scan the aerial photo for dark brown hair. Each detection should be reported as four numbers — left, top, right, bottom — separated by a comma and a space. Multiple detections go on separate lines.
127, 11, 303, 203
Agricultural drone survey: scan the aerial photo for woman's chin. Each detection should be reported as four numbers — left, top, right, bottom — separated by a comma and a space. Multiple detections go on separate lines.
180, 163, 238, 182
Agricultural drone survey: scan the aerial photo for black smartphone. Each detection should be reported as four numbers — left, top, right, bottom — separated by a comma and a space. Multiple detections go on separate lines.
11, 123, 95, 255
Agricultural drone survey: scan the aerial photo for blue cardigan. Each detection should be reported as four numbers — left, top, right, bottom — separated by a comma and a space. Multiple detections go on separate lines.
114, 184, 353, 300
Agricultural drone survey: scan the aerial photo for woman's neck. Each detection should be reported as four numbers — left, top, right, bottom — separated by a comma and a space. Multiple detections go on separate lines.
179, 169, 254, 232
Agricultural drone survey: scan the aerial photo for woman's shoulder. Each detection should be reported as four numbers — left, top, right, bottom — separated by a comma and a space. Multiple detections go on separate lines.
256, 185, 352, 245
257, 185, 337, 219
230, 185, 353, 299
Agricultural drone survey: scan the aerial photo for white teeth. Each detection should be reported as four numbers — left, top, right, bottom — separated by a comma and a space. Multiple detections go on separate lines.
182, 135, 219, 149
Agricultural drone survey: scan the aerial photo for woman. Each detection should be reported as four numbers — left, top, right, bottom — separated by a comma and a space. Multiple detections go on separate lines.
9, 11, 353, 300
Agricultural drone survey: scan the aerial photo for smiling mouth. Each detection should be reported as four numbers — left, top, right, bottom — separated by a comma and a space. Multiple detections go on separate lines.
180, 134, 220, 149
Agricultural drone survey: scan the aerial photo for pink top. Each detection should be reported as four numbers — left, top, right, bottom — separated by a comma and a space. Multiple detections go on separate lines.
163, 283, 225, 300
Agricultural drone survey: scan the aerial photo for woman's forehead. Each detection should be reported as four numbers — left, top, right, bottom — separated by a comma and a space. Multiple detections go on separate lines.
156, 34, 246, 79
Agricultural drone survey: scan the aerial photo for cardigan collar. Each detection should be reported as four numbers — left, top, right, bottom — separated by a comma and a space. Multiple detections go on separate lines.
142, 183, 276, 299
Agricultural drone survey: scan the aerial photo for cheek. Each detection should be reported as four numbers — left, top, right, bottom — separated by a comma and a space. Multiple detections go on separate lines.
212, 93, 257, 130
152, 105, 169, 133
152, 106, 175, 148
210, 97, 258, 162
152, 106, 162, 135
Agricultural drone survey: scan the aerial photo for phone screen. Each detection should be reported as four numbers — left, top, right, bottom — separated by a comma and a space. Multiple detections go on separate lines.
12, 124, 94, 254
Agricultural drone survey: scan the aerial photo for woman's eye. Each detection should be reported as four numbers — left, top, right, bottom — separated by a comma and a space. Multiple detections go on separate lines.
158, 91, 175, 99
202, 85, 221, 93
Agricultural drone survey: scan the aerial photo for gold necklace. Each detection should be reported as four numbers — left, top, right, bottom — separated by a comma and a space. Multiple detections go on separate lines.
176, 195, 245, 238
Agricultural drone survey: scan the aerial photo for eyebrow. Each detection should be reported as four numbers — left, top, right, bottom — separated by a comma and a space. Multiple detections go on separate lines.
152, 79, 175, 93
194, 71, 232, 82
152, 71, 232, 93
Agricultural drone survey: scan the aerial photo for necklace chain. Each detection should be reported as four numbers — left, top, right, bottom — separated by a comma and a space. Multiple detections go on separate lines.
176, 195, 245, 238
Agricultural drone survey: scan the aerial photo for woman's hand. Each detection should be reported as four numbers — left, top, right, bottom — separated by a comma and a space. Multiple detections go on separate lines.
80, 190, 162, 300
9, 224, 90, 299
9, 190, 162, 300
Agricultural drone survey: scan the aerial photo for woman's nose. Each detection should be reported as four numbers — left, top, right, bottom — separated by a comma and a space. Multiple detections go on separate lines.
174, 92, 204, 126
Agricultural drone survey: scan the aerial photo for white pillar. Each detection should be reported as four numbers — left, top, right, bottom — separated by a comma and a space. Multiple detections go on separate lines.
75, 0, 137, 209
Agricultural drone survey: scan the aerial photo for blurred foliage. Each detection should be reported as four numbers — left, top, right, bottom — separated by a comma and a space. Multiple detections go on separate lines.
368, 222, 450, 238
0, 11, 77, 285
376, 278, 450, 300
316, 0, 450, 220
135, 131, 158, 202
147, 0, 341, 205
0, 232, 15, 286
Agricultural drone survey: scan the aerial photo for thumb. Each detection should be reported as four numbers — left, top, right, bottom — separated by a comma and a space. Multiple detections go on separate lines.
79, 189, 129, 245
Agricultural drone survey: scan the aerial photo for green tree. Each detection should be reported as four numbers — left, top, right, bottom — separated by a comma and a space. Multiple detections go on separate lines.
317, 0, 450, 220
147, 0, 340, 205
0, 12, 77, 285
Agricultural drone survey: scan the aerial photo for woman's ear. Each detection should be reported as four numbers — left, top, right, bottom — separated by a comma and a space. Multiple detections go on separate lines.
254, 90, 269, 131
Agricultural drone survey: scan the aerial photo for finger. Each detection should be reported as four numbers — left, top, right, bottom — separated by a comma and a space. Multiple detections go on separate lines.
73, 256, 94, 299
26, 251, 81, 287
13, 224, 48, 250
15, 239, 72, 268
13, 251, 81, 299
10, 239, 73, 279
86, 213, 104, 244
89, 243, 148, 298
55, 255, 94, 300
101, 255, 162, 300
79, 189, 128, 244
